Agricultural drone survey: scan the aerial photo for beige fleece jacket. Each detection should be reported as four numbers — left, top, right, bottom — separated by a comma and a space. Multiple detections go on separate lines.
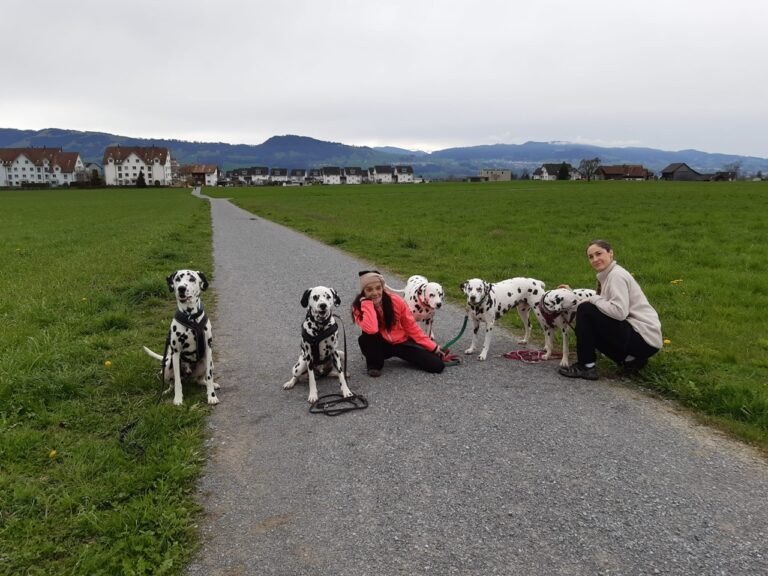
589, 261, 663, 349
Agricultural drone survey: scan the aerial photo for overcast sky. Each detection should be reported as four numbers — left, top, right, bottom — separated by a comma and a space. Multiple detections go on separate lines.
2, 0, 766, 157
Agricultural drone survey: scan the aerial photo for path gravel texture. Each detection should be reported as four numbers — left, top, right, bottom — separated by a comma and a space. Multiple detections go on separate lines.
187, 192, 768, 576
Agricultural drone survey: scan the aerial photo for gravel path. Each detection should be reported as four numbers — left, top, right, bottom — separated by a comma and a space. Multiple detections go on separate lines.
187, 192, 768, 576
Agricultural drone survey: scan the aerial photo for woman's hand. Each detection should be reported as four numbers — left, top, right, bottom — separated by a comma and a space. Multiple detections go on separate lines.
557, 283, 571, 290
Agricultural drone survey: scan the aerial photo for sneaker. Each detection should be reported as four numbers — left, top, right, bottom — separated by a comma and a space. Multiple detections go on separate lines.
558, 363, 599, 380
367, 368, 382, 378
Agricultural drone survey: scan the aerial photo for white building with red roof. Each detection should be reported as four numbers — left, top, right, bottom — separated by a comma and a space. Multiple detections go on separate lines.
102, 145, 172, 186
0, 147, 85, 187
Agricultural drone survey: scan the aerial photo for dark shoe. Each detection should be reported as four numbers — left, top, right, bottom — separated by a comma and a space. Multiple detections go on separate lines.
367, 368, 382, 378
620, 357, 648, 376
559, 363, 599, 380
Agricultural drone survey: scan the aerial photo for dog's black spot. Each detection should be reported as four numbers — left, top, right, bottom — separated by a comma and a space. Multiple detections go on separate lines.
533, 289, 538, 295
517, 288, 522, 293
507, 292, 512, 297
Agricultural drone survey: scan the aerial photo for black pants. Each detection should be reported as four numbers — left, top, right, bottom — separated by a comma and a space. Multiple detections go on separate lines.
358, 333, 444, 373
575, 302, 659, 366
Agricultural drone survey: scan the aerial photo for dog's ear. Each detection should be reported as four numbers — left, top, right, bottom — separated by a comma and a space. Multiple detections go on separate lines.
197, 271, 209, 291
460, 281, 468, 293
300, 289, 312, 308
484, 281, 491, 294
331, 288, 341, 307
166, 272, 177, 292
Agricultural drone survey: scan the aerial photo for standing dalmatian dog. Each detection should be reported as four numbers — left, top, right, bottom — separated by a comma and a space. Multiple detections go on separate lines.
283, 286, 352, 404
388, 275, 444, 338
143, 269, 219, 405
461, 277, 546, 360
534, 287, 596, 367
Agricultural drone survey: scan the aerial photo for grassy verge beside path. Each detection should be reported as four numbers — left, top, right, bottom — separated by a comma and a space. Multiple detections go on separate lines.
207, 180, 768, 449
1, 188, 212, 575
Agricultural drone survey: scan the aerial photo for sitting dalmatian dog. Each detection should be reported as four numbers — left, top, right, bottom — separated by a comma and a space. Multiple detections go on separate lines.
283, 286, 352, 404
388, 274, 444, 338
461, 276, 546, 360
533, 287, 596, 367
143, 269, 219, 405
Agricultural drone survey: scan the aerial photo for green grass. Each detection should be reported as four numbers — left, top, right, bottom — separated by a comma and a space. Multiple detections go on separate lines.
207, 180, 768, 447
0, 188, 212, 575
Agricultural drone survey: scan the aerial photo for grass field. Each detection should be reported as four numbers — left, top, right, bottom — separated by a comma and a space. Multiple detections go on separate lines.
206, 180, 768, 446
1, 188, 212, 575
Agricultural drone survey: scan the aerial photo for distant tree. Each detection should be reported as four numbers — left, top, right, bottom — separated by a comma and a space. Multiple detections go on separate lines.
136, 170, 147, 188
557, 162, 570, 180
757, 170, 763, 180
578, 157, 601, 181
722, 161, 742, 180
520, 168, 530, 180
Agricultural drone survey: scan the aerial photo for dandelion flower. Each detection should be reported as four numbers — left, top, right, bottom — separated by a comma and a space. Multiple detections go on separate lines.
104, 360, 112, 367
670, 279, 683, 285
663, 339, 671, 346
49, 450, 57, 458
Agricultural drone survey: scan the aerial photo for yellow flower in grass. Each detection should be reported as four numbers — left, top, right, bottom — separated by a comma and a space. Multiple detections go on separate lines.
104, 360, 112, 367
670, 279, 683, 285
49, 450, 57, 458
663, 339, 671, 346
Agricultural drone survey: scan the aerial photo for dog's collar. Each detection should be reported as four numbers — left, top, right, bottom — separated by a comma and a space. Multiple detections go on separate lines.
174, 305, 208, 361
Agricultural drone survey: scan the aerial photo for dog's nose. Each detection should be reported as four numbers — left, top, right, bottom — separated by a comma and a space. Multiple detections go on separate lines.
436, 302, 442, 308
319, 303, 327, 310
178, 286, 187, 295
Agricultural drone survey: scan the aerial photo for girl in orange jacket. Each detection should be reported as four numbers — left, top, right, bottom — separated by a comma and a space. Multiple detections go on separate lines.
352, 270, 445, 377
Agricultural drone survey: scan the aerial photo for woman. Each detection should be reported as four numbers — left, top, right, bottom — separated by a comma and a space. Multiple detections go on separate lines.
559, 240, 662, 380
352, 270, 445, 377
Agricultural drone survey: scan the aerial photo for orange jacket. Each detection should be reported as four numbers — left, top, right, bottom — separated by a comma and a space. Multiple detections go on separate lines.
353, 291, 438, 352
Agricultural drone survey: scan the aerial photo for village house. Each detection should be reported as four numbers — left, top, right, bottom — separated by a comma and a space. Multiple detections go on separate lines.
596, 165, 653, 181
270, 168, 288, 184
532, 163, 580, 181
289, 169, 306, 184
307, 168, 323, 184
343, 167, 364, 184
660, 163, 704, 181
181, 164, 219, 186
394, 165, 414, 183
372, 165, 394, 184
103, 146, 172, 186
479, 169, 512, 181
0, 147, 85, 187
321, 166, 342, 185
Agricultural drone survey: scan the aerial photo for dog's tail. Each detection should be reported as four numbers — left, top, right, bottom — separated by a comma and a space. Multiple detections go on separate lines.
142, 346, 164, 361
384, 283, 406, 294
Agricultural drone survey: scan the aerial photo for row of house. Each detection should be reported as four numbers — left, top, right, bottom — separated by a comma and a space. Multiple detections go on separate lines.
1, 145, 419, 188
224, 165, 415, 186
481, 162, 735, 182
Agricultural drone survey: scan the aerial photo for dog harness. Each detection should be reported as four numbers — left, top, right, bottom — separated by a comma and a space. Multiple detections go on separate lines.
536, 292, 561, 328
302, 318, 338, 368
174, 306, 208, 362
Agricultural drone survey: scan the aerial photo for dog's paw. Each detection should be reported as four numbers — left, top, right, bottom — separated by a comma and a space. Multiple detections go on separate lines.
308, 393, 318, 404
542, 351, 552, 360
517, 338, 528, 345
478, 352, 488, 361
464, 347, 475, 355
282, 379, 296, 390
173, 396, 183, 406
340, 385, 353, 398
207, 393, 220, 405
559, 358, 570, 368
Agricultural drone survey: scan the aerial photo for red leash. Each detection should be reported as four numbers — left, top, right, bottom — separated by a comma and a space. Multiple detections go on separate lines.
503, 349, 563, 363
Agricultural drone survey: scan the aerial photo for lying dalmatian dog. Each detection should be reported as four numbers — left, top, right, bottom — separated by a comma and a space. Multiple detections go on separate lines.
283, 286, 352, 404
534, 287, 596, 367
387, 274, 444, 338
461, 276, 546, 360
143, 269, 219, 405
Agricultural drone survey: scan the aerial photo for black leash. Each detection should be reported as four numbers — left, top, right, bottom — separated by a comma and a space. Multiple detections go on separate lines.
309, 393, 368, 416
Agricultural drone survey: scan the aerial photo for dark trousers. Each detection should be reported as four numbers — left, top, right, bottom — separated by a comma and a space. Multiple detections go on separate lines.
575, 302, 659, 366
358, 333, 444, 374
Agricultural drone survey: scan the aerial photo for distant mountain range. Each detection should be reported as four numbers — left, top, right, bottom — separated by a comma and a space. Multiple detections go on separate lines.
2, 127, 766, 179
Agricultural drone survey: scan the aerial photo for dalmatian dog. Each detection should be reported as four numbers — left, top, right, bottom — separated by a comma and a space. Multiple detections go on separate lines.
143, 270, 219, 405
387, 275, 444, 338
283, 286, 352, 404
533, 287, 596, 367
461, 277, 546, 361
